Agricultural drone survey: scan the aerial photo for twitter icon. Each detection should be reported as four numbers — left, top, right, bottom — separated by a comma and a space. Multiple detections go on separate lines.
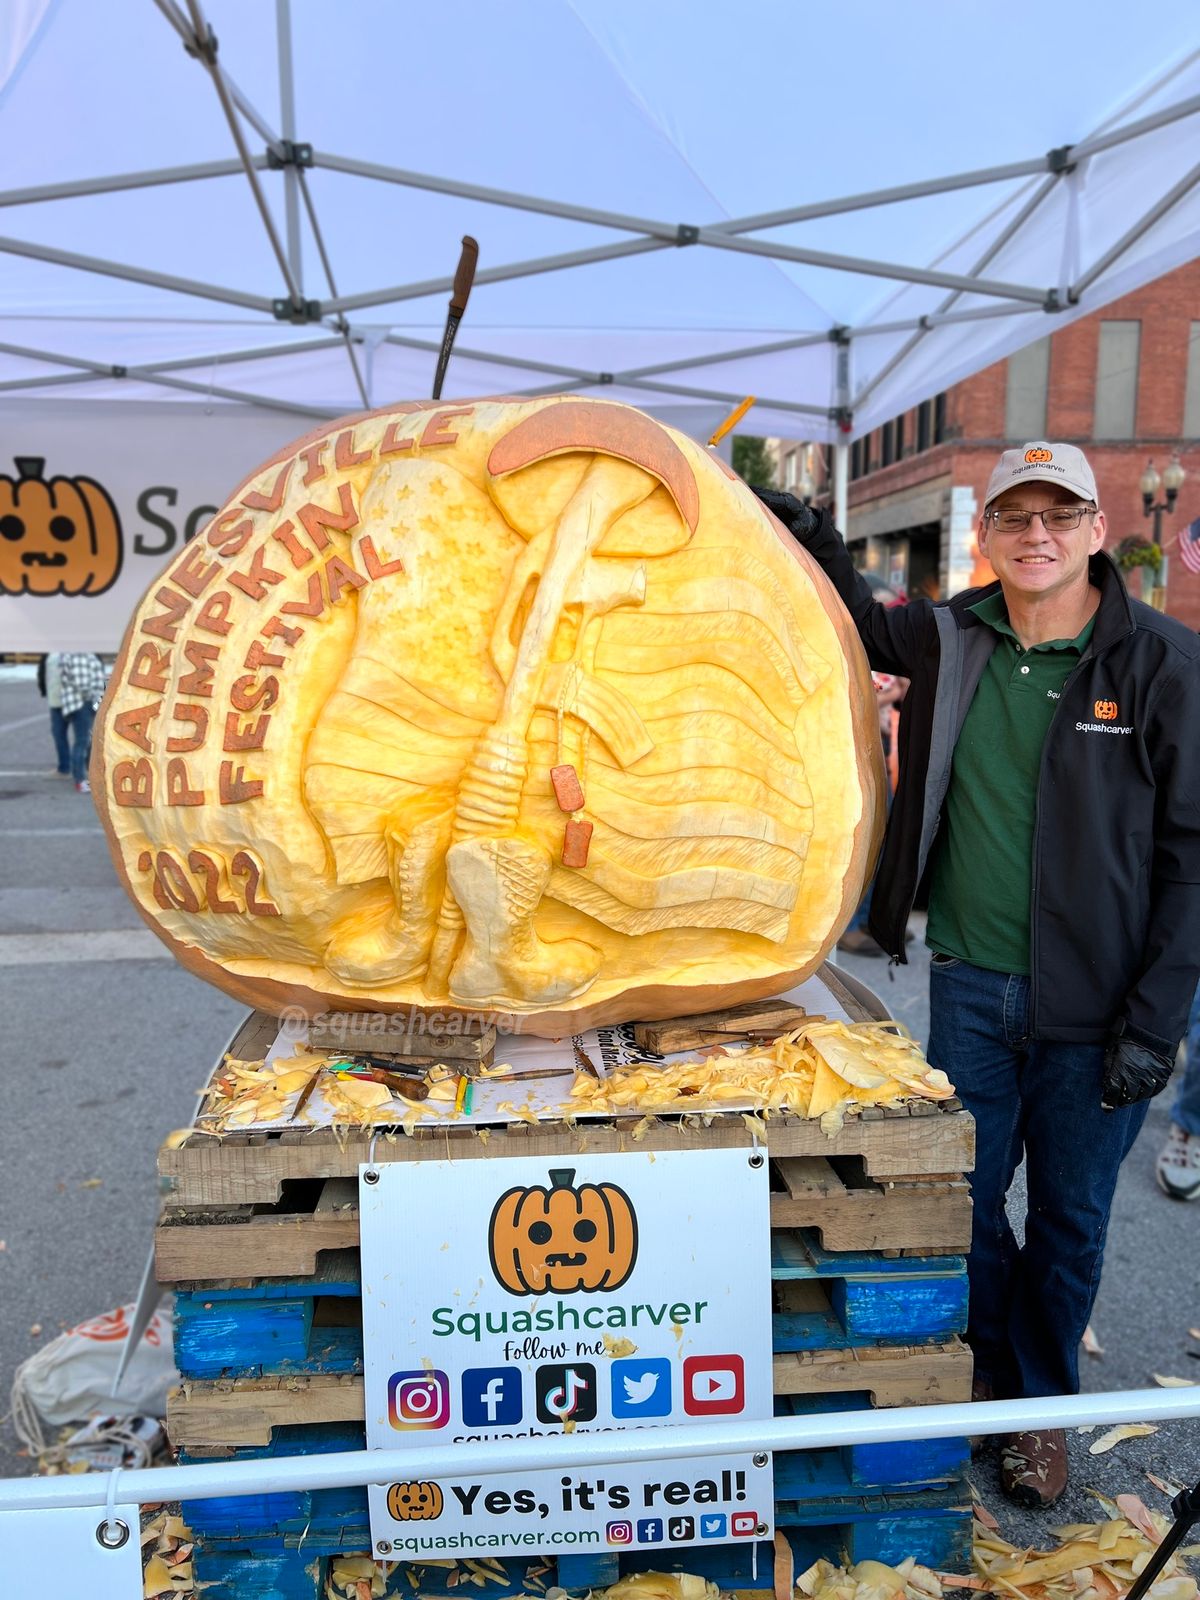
611, 1358, 672, 1418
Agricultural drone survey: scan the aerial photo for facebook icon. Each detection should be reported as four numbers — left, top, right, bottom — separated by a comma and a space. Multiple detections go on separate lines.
461, 1367, 523, 1427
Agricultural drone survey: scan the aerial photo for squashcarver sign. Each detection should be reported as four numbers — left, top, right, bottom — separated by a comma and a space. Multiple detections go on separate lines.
359, 1149, 774, 1559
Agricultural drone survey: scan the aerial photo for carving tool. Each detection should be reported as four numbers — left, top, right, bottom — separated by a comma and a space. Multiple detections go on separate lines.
707, 395, 755, 449
335, 1060, 430, 1101
432, 235, 479, 400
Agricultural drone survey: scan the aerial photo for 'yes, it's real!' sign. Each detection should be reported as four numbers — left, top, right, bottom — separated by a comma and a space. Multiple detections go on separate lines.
360, 1150, 774, 1562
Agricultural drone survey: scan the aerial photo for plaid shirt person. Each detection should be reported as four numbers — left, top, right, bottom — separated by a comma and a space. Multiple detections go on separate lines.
58, 653, 107, 718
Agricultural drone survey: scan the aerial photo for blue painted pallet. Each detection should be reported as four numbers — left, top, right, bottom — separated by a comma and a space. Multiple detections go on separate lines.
771, 1232, 967, 1348
174, 1251, 362, 1378
774, 1394, 970, 1488
174, 1232, 966, 1380
182, 1410, 969, 1553
190, 1511, 974, 1600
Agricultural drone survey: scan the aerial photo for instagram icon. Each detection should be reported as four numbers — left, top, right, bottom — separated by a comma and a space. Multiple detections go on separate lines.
388, 1370, 451, 1430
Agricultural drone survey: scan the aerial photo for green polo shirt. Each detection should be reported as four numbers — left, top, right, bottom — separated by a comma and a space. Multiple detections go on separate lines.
925, 593, 1095, 976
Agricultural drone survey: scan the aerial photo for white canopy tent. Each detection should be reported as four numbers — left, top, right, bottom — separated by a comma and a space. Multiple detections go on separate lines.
2, 0, 1200, 456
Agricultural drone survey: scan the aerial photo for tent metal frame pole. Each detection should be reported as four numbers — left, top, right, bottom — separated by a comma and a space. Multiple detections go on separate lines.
296, 169, 370, 406
326, 237, 667, 315
329, 229, 1042, 318
0, 233, 274, 311
855, 299, 1044, 341
139, 335, 346, 373
311, 150, 678, 238
1072, 84, 1200, 161
0, 336, 334, 419
619, 330, 833, 381
177, 0, 303, 307
696, 228, 1047, 302
130, 367, 333, 416
0, 371, 104, 395
850, 173, 1060, 412
150, 0, 285, 154
618, 375, 828, 416
713, 157, 1049, 235
1071, 155, 1200, 298
275, 0, 304, 290
0, 158, 251, 209
382, 333, 599, 383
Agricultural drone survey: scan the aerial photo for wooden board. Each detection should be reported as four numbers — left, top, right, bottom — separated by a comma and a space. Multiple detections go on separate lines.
771, 1157, 972, 1254
307, 1021, 495, 1063
633, 999, 809, 1054
167, 1338, 972, 1447
773, 1341, 973, 1407
160, 1103, 972, 1207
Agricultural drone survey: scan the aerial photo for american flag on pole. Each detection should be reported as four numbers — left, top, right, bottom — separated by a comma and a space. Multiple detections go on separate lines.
1180, 517, 1200, 577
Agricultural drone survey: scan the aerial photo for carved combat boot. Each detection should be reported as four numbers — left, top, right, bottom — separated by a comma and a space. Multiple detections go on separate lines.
324, 815, 448, 985
446, 835, 600, 1007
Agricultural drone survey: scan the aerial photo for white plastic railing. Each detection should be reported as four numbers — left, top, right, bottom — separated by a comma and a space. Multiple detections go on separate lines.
1, 1387, 1197, 1513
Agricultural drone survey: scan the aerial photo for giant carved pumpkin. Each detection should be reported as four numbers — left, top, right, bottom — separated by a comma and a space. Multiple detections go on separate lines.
489, 1168, 638, 1296
0, 457, 123, 597
386, 1480, 444, 1521
93, 397, 884, 1034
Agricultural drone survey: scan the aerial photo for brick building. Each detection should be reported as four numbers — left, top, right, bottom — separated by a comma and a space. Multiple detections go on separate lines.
773, 258, 1200, 629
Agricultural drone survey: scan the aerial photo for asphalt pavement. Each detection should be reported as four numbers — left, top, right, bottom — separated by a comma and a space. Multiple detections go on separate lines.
0, 669, 1196, 1559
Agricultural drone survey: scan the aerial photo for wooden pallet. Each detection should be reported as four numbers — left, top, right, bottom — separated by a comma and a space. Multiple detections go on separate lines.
168, 1338, 972, 1448
188, 1505, 975, 1600
181, 1420, 969, 1548
169, 1232, 966, 1379
160, 1102, 973, 1209
156, 1154, 971, 1282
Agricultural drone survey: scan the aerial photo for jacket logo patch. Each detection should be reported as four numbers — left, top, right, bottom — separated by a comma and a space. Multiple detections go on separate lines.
1094, 699, 1118, 721
1024, 447, 1053, 464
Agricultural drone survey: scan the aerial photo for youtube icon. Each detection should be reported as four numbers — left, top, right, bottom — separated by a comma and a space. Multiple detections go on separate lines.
682, 1354, 745, 1416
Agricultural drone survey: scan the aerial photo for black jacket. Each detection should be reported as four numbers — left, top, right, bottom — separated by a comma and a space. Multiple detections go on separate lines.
799, 509, 1200, 1054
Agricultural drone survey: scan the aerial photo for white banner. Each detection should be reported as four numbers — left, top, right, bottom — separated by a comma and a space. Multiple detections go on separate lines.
0, 400, 304, 653
360, 1150, 774, 1560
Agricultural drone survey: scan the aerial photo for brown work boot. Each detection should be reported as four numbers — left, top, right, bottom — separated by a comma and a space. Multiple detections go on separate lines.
1000, 1428, 1069, 1508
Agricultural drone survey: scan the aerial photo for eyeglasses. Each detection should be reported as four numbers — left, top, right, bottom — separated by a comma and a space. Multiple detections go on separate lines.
987, 506, 1096, 533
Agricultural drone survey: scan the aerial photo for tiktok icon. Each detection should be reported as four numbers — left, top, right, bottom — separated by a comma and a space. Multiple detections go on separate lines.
535, 1362, 598, 1424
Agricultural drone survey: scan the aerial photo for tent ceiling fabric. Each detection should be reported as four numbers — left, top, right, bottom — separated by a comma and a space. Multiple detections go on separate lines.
1, 0, 1199, 443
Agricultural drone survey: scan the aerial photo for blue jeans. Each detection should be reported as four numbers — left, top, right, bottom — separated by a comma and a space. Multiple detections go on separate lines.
64, 703, 95, 786
927, 956, 1149, 1399
49, 707, 70, 774
1172, 983, 1200, 1135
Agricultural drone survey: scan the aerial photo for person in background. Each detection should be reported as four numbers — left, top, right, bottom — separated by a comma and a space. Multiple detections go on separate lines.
1156, 982, 1200, 1200
58, 652, 107, 794
756, 442, 1200, 1510
36, 651, 70, 778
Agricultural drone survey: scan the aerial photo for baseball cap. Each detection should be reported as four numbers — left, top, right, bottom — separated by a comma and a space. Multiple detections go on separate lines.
984, 443, 1097, 508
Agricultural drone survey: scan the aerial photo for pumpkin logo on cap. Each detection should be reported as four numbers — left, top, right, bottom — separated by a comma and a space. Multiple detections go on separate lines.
1094, 699, 1118, 722
386, 1481, 444, 1522
488, 1168, 638, 1296
1024, 447, 1053, 464
0, 456, 123, 598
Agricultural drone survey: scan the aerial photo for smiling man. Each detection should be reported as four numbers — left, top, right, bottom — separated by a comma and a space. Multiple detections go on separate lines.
757, 443, 1200, 1509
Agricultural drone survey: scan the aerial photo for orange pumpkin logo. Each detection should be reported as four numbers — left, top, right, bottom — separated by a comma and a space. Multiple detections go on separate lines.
386, 1481, 444, 1521
0, 456, 123, 598
488, 1167, 638, 1296
1024, 447, 1053, 464
1094, 700, 1119, 721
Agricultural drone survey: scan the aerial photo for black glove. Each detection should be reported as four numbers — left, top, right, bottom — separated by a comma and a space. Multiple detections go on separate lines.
1101, 1034, 1174, 1111
751, 486, 819, 541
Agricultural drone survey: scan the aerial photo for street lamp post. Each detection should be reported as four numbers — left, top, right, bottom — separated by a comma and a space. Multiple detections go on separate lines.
1139, 455, 1186, 608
